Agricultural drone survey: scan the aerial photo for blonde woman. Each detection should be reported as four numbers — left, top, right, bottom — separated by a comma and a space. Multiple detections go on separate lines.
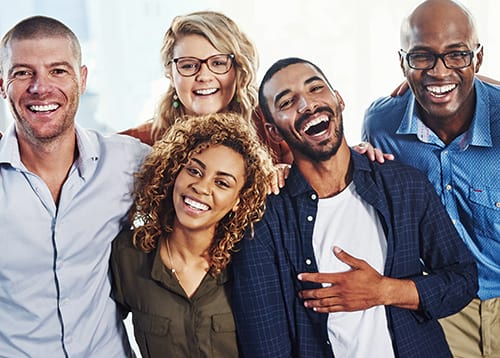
111, 112, 274, 357
120, 10, 292, 164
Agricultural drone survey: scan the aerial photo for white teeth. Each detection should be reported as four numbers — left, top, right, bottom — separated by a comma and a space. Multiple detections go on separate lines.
29, 104, 59, 112
184, 197, 209, 211
303, 115, 328, 132
426, 84, 456, 94
195, 88, 217, 95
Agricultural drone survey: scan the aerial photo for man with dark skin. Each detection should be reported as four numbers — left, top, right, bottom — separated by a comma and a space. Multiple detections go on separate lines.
232, 57, 477, 358
363, 1, 500, 357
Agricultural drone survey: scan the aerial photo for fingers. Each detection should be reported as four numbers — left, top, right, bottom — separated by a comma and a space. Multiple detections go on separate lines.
353, 142, 394, 163
333, 246, 361, 269
268, 163, 291, 195
353, 142, 375, 161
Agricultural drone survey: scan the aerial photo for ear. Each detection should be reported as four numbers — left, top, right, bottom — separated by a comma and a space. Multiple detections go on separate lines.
264, 122, 284, 144
474, 46, 484, 73
0, 77, 6, 99
333, 90, 345, 112
399, 51, 408, 76
79, 65, 88, 95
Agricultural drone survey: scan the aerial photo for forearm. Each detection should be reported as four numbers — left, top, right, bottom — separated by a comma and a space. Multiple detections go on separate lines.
380, 276, 420, 310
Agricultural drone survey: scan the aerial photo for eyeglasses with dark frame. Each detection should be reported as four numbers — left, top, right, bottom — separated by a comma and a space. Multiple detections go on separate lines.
170, 54, 235, 77
399, 45, 482, 70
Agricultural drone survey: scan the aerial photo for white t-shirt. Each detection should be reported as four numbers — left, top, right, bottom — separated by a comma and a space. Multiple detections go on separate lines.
312, 182, 395, 358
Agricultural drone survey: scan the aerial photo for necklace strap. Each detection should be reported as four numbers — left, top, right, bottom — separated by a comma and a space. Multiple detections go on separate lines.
165, 238, 179, 280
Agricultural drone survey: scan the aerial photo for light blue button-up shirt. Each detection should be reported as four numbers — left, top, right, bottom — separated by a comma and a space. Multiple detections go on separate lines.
363, 78, 500, 300
0, 125, 150, 357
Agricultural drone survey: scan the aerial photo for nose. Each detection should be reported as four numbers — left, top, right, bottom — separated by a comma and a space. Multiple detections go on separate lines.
195, 62, 213, 80
297, 94, 316, 114
191, 178, 212, 195
28, 73, 52, 94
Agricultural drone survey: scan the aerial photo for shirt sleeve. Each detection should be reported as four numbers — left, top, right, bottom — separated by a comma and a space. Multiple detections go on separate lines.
110, 232, 132, 320
231, 217, 294, 358
411, 180, 478, 320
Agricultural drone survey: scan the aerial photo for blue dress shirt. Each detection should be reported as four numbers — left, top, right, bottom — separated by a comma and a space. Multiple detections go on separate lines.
363, 78, 500, 300
0, 125, 149, 357
232, 151, 477, 358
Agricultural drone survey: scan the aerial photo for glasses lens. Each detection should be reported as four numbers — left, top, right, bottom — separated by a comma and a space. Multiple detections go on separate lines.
207, 54, 233, 74
408, 53, 435, 70
443, 51, 472, 69
175, 58, 200, 76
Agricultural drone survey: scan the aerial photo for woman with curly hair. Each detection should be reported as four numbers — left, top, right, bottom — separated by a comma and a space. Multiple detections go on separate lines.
120, 10, 292, 165
111, 112, 274, 357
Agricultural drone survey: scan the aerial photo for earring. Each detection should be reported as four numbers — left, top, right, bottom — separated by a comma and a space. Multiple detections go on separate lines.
173, 93, 180, 109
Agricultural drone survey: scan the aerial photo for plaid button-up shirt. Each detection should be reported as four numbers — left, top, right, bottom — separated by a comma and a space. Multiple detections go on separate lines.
232, 150, 477, 358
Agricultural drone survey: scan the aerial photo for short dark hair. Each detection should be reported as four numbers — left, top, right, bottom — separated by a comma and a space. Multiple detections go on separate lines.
258, 57, 333, 123
0, 16, 82, 73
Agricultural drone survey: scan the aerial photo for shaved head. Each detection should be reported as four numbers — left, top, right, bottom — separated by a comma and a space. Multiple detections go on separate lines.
400, 0, 478, 50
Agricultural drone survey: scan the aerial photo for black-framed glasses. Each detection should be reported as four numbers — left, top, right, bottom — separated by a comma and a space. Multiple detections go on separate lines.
399, 45, 482, 70
171, 54, 235, 77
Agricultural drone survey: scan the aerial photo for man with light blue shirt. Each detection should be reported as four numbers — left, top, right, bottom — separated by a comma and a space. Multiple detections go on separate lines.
363, 1, 499, 357
0, 16, 149, 357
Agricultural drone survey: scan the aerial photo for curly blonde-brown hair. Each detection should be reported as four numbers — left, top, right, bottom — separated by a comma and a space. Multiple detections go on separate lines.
151, 11, 259, 142
131, 112, 273, 274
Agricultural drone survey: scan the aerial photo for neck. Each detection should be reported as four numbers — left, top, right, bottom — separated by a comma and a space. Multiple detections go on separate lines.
418, 89, 476, 145
294, 141, 353, 198
161, 225, 213, 297
17, 129, 77, 205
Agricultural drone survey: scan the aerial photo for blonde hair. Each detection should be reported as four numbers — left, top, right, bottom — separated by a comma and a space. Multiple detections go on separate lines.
151, 11, 259, 142
131, 112, 273, 274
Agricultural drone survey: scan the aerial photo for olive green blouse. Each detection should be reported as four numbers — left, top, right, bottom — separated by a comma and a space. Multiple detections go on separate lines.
111, 229, 238, 358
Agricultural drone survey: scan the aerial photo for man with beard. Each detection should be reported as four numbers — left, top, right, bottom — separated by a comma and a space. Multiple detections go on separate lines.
0, 16, 149, 357
363, 1, 500, 356
231, 57, 478, 358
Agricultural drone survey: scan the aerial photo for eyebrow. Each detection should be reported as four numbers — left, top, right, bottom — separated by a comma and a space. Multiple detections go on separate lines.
273, 75, 325, 106
8, 61, 74, 74
190, 157, 239, 183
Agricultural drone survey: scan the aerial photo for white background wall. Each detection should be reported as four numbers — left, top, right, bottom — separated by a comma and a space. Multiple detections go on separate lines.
1, 0, 500, 144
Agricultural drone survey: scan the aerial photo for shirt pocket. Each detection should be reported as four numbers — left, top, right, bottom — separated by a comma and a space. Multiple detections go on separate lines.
132, 310, 175, 357
211, 312, 238, 357
469, 186, 500, 239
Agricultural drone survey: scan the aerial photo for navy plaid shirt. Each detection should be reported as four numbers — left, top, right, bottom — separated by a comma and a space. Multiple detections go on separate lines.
232, 150, 478, 358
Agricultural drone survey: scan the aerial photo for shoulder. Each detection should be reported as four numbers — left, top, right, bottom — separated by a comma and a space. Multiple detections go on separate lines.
112, 227, 135, 251
353, 151, 430, 189
111, 228, 148, 263
83, 128, 150, 159
118, 121, 155, 146
365, 91, 411, 120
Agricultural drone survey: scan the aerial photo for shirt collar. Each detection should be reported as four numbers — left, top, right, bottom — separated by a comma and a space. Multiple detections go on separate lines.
0, 125, 22, 168
0, 124, 101, 178
284, 149, 371, 198
396, 77, 492, 148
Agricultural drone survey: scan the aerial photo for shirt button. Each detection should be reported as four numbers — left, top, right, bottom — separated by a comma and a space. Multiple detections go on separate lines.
310, 194, 317, 200
305, 258, 312, 265
496, 202, 500, 208
307, 215, 314, 222
445, 184, 452, 191
452, 219, 457, 225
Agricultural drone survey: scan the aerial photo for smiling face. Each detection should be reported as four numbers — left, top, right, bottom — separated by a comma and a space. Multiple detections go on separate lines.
172, 144, 245, 236
171, 34, 237, 116
262, 62, 345, 162
400, 1, 481, 125
0, 36, 86, 146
